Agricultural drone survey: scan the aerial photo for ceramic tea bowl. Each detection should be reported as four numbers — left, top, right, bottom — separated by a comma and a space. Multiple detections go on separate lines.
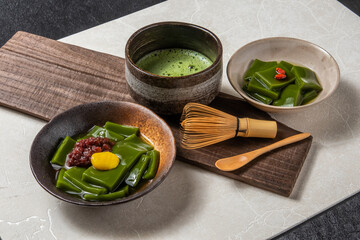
125, 21, 223, 115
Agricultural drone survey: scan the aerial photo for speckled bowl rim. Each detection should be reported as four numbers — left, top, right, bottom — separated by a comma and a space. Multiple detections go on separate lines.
227, 37, 340, 111
30, 101, 176, 206
125, 21, 223, 80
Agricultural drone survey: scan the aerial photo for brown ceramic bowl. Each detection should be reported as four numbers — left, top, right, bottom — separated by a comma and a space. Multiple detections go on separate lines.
227, 37, 340, 113
125, 21, 223, 115
30, 101, 176, 206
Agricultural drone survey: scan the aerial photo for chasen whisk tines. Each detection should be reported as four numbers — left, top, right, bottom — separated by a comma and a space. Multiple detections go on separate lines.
180, 103, 277, 150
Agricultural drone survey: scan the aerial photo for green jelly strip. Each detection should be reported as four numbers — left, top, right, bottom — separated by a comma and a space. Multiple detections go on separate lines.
63, 167, 108, 195
302, 90, 319, 105
82, 164, 130, 192
278, 62, 295, 79
291, 66, 322, 91
124, 134, 154, 151
50, 136, 76, 166
247, 76, 280, 100
56, 168, 81, 193
273, 84, 303, 107
105, 121, 139, 138
254, 65, 295, 91
125, 154, 150, 187
243, 59, 277, 82
243, 84, 272, 105
82, 139, 148, 191
279, 60, 293, 71
143, 150, 160, 180
78, 125, 124, 142
113, 136, 150, 163
83, 185, 130, 201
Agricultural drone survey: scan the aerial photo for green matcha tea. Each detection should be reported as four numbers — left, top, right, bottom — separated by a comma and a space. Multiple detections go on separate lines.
135, 48, 213, 77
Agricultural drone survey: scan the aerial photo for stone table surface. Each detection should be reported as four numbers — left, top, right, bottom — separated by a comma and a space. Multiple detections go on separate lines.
1, 0, 360, 239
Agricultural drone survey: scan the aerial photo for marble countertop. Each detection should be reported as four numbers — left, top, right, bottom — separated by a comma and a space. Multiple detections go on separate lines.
1, 0, 360, 239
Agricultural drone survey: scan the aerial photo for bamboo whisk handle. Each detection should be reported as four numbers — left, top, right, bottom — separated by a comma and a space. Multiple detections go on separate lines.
236, 118, 277, 138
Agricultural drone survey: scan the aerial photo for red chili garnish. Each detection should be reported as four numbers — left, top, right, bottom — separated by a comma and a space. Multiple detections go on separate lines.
275, 73, 287, 80
276, 67, 285, 75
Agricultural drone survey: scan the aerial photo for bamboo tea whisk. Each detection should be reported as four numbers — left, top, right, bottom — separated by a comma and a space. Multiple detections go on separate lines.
180, 103, 277, 149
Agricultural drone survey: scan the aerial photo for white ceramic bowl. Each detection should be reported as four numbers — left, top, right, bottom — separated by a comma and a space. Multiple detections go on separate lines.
227, 37, 340, 113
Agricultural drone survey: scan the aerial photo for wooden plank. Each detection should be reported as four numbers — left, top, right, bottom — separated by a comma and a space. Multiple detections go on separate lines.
0, 31, 312, 196
0, 31, 133, 120
164, 94, 312, 197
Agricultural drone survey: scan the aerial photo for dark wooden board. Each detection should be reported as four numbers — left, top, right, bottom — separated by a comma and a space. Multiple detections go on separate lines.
0, 31, 312, 197
0, 31, 133, 120
165, 96, 311, 197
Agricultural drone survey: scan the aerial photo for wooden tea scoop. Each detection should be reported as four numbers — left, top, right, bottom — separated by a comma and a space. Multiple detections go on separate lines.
215, 133, 311, 171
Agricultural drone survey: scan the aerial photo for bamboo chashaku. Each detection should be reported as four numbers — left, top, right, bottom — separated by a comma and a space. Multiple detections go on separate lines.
180, 103, 277, 150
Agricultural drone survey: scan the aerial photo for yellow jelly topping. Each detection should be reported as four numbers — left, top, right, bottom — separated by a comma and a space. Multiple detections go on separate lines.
91, 152, 119, 170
